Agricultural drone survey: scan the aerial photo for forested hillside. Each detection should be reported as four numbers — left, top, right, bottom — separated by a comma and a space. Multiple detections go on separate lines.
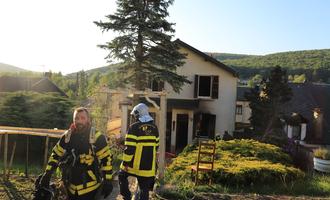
206, 53, 255, 61
0, 63, 28, 73
217, 49, 330, 82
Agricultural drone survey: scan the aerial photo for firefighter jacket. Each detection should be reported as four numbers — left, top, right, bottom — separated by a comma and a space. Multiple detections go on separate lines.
120, 121, 159, 177
45, 128, 112, 196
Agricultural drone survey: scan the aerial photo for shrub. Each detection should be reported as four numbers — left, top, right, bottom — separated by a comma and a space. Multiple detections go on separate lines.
314, 148, 330, 160
166, 139, 304, 187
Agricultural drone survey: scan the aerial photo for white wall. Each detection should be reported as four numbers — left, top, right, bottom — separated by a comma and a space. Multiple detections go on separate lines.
235, 101, 251, 124
301, 123, 307, 140
165, 47, 238, 135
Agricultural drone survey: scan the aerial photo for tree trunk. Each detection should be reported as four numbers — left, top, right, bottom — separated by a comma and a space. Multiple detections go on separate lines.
262, 117, 275, 141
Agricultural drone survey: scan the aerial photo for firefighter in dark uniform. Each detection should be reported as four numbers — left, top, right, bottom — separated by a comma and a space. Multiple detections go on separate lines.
119, 103, 159, 200
38, 107, 113, 200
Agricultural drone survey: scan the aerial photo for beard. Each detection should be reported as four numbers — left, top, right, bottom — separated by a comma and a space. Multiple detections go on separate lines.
75, 123, 90, 133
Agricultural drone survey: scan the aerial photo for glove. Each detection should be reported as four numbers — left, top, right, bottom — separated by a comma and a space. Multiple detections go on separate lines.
101, 180, 113, 198
38, 172, 51, 188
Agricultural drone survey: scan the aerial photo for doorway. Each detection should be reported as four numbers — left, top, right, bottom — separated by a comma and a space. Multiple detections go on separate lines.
176, 114, 188, 153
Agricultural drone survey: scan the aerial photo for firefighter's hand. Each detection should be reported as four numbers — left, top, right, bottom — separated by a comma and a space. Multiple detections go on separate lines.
101, 180, 113, 198
38, 172, 51, 188
69, 123, 76, 132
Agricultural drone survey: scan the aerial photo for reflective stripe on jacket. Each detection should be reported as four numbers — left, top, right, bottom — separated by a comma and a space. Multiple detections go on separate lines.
45, 128, 112, 195
120, 121, 159, 177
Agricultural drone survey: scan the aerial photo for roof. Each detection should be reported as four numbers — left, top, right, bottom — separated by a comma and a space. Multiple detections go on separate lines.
283, 82, 330, 142
284, 113, 309, 126
175, 39, 238, 77
237, 86, 252, 101
0, 76, 67, 97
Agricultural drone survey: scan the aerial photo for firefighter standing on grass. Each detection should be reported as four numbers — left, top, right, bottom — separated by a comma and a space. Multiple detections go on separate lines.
119, 103, 159, 200
37, 107, 113, 200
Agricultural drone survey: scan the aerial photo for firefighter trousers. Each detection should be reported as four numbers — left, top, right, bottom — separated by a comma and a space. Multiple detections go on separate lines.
118, 170, 154, 200
68, 189, 98, 200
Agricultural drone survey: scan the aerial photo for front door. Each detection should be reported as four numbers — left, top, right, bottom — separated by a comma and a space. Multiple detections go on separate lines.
176, 114, 188, 153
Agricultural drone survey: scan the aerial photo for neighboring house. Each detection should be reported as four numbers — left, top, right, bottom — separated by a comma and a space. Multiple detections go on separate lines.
0, 75, 67, 97
235, 86, 252, 130
119, 39, 238, 154
236, 82, 330, 145
282, 83, 330, 145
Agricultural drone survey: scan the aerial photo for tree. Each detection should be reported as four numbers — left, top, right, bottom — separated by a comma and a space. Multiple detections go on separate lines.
100, 70, 127, 89
293, 74, 306, 83
0, 92, 74, 129
94, 0, 191, 92
245, 66, 292, 140
245, 86, 265, 132
77, 70, 88, 100
0, 93, 29, 126
247, 74, 262, 87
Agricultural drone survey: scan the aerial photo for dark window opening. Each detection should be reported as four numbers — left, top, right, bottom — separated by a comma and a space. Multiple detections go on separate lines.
194, 113, 216, 139
149, 80, 164, 92
198, 76, 211, 97
292, 125, 301, 139
236, 105, 243, 115
194, 75, 219, 99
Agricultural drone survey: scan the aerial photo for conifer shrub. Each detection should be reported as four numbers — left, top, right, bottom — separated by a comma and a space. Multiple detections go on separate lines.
166, 139, 304, 186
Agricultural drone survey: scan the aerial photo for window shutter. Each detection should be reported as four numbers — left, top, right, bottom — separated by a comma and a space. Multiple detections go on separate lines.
194, 75, 199, 98
211, 76, 219, 99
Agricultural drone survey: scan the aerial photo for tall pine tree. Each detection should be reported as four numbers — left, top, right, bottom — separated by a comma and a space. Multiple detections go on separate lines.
94, 0, 190, 92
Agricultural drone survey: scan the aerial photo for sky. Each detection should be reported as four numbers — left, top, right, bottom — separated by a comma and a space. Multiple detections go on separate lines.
0, 0, 330, 74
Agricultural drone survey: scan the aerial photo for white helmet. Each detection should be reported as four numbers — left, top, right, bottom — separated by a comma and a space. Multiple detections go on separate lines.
130, 103, 153, 122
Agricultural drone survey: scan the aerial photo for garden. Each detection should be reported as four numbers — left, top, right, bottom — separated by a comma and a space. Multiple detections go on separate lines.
158, 139, 330, 200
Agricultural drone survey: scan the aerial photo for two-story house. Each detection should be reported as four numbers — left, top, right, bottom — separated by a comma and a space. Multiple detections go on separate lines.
118, 39, 238, 154
234, 82, 330, 145
235, 86, 252, 130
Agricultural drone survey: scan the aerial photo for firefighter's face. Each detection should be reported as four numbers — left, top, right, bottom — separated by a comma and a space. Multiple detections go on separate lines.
73, 111, 90, 132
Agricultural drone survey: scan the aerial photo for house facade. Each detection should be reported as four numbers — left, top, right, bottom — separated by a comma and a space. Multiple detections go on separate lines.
119, 39, 238, 154
234, 82, 330, 145
282, 83, 330, 145
235, 86, 252, 130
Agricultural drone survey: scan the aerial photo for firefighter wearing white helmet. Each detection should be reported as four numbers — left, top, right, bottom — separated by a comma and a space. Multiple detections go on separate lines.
119, 103, 159, 200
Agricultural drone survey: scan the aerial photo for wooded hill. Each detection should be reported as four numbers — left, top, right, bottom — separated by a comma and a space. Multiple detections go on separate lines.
0, 63, 28, 73
209, 49, 330, 82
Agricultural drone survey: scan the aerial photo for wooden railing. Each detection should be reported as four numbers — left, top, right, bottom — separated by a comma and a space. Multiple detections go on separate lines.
0, 126, 66, 180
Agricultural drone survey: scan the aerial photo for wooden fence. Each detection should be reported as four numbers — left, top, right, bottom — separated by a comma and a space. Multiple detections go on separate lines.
0, 126, 65, 180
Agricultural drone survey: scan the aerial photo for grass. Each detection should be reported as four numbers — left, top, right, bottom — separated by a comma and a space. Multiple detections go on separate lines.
0, 162, 42, 200
158, 172, 330, 200
0, 160, 44, 176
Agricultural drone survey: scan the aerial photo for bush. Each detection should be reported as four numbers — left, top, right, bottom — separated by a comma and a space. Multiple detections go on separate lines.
314, 148, 330, 160
0, 91, 74, 129
166, 139, 304, 187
